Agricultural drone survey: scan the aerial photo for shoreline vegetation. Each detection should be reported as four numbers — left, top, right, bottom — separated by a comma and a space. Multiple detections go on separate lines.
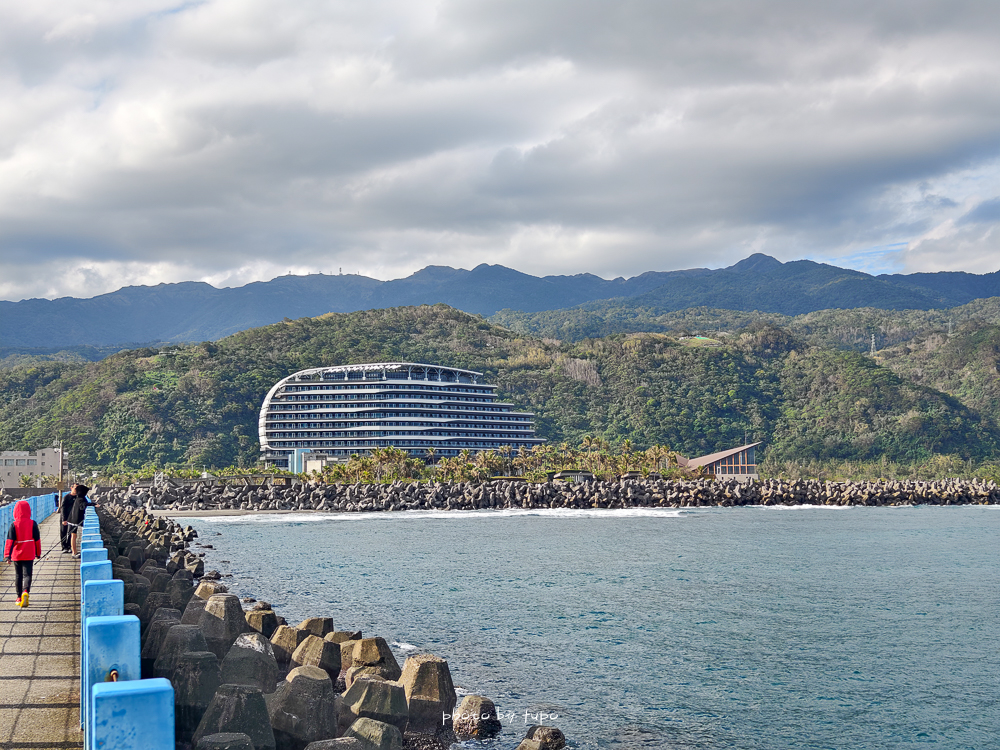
61, 440, 1000, 490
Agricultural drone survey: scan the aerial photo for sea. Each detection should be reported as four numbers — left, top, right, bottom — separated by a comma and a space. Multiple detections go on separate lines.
184, 506, 1000, 750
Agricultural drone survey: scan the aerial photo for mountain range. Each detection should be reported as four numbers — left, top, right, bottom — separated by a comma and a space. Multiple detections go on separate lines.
3, 254, 1000, 351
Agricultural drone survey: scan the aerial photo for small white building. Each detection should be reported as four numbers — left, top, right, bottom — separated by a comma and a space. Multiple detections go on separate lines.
0, 448, 67, 488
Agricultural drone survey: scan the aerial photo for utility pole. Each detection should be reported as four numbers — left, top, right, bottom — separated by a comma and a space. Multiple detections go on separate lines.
56, 440, 65, 492
870, 333, 876, 356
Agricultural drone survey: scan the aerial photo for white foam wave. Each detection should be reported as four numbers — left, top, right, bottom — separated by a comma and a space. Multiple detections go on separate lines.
392, 641, 418, 651
746, 504, 855, 510
186, 507, 692, 524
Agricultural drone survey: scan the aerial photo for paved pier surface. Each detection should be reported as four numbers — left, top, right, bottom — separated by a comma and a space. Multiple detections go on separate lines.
0, 514, 81, 750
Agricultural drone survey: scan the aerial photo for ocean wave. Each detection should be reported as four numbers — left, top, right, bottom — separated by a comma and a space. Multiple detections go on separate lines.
186, 507, 692, 523
746, 503, 855, 510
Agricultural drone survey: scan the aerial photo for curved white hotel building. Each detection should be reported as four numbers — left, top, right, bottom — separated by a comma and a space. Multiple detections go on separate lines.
259, 362, 544, 468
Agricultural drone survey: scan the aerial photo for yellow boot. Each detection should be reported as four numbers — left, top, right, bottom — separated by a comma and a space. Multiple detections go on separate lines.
20, 592, 28, 608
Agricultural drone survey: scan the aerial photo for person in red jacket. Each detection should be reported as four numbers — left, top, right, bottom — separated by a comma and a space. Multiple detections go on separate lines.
4, 500, 42, 608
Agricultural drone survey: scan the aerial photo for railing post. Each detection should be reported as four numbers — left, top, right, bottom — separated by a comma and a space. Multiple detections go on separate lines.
90, 678, 175, 750
81, 581, 126, 733
81, 548, 108, 564
80, 560, 112, 589
82, 614, 139, 741
79, 559, 113, 728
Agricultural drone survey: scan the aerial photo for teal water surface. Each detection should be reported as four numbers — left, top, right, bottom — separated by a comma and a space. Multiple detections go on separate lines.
186, 506, 1000, 749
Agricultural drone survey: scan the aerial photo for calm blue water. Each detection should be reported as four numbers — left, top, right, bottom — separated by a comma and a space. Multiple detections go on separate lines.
186, 506, 1000, 750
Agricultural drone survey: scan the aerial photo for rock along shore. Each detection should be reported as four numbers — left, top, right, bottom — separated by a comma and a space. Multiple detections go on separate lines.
98, 502, 566, 750
95, 476, 1000, 515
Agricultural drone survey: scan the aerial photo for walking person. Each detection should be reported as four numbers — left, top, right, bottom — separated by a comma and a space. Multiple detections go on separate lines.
64, 484, 97, 558
58, 484, 76, 553
4, 500, 42, 608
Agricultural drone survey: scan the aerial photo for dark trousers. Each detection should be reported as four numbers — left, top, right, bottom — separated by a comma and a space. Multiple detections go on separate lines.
60, 519, 70, 550
14, 560, 33, 596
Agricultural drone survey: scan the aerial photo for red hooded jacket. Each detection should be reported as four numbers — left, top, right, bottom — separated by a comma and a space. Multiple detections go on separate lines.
4, 500, 42, 561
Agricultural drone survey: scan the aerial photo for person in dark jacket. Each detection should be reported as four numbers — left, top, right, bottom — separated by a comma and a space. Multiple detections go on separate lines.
58, 484, 77, 553
64, 484, 97, 558
4, 500, 42, 608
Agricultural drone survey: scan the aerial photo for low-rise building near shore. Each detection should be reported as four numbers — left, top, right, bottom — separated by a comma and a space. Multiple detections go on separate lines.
259, 362, 544, 469
0, 448, 67, 488
679, 442, 760, 481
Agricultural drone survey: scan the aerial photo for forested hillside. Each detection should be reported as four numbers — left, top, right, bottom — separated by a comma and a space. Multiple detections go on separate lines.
492, 297, 1000, 351
1, 305, 997, 473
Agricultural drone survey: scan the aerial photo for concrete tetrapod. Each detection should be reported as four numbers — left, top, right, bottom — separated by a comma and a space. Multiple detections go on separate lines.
266, 665, 339, 750
334, 640, 359, 684
172, 650, 223, 744
271, 625, 309, 666
196, 580, 229, 599
338, 676, 408, 735
343, 638, 401, 686
397, 654, 456, 735
192, 684, 277, 750
168, 576, 196, 611
154, 623, 211, 681
290, 635, 341, 684
200, 593, 252, 660
138, 591, 173, 630
128, 574, 151, 608
183, 595, 209, 624
221, 633, 281, 694
297, 617, 334, 637
342, 718, 403, 750
140, 607, 182, 677
150, 570, 173, 593
246, 609, 280, 639
324, 631, 361, 645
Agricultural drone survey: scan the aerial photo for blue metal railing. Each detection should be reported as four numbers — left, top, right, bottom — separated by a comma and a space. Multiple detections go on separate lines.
78, 506, 175, 749
0, 491, 58, 532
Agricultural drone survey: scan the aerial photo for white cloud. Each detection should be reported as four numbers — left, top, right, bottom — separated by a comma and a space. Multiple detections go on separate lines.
1, 0, 1000, 300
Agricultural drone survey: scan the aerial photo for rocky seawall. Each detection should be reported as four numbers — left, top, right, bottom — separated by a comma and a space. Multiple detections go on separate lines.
97, 476, 1000, 514
99, 503, 565, 750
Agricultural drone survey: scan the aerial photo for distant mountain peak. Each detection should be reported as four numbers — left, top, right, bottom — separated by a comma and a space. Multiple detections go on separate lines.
726, 253, 783, 273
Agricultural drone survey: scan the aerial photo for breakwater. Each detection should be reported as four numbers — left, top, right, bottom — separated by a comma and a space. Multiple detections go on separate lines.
97, 476, 1000, 513
98, 502, 566, 750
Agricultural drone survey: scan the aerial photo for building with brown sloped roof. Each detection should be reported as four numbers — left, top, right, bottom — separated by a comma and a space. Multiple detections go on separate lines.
677, 442, 760, 481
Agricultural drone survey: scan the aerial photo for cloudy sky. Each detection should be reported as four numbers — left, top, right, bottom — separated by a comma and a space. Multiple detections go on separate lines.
2, 0, 999, 301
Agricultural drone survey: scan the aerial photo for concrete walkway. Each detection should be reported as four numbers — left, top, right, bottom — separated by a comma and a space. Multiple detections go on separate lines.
0, 514, 82, 750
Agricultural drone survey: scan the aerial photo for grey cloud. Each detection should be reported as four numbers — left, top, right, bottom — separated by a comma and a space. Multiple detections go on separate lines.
1, 0, 1000, 299
959, 198, 1000, 225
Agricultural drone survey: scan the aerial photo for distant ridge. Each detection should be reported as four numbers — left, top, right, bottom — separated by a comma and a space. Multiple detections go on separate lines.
2, 255, 998, 350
